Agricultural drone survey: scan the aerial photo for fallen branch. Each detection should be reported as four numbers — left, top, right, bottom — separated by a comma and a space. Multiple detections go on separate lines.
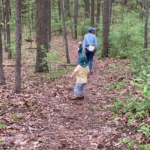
58, 64, 77, 67
3, 65, 16, 67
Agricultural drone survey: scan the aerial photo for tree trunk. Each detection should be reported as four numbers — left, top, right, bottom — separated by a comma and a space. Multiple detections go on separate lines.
5, 0, 11, 59
28, 0, 32, 47
74, 0, 78, 39
60, 0, 70, 63
35, 0, 48, 72
109, 0, 112, 27
102, 0, 109, 57
14, 0, 22, 93
58, 0, 61, 20
122, 0, 125, 22
2, 0, 7, 52
47, 0, 51, 49
144, 0, 148, 49
84, 0, 90, 18
65, 0, 70, 18
96, 0, 101, 26
91, 0, 94, 27
0, 0, 5, 85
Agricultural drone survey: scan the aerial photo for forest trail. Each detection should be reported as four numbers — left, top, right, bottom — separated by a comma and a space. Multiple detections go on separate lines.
0, 37, 137, 150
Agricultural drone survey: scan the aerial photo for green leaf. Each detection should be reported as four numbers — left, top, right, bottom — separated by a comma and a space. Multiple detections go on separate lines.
0, 142, 4, 145
134, 78, 141, 81
128, 118, 134, 124
33, 141, 39, 145
0, 122, 4, 128
144, 85, 148, 93
143, 70, 146, 75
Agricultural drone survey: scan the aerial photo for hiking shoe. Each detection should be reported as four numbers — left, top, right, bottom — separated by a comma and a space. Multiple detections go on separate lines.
77, 95, 84, 100
69, 96, 77, 100
90, 71, 93, 75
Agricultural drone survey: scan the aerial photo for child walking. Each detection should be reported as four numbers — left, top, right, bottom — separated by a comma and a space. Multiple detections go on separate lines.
78, 41, 82, 54
70, 54, 89, 100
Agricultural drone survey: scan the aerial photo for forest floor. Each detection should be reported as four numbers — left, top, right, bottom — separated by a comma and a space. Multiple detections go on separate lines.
0, 36, 149, 150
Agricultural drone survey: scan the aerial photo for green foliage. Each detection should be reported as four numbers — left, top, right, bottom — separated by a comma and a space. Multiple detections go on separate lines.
11, 114, 19, 121
28, 103, 33, 107
0, 142, 4, 145
128, 141, 135, 149
119, 138, 129, 145
138, 123, 150, 138
112, 99, 123, 114
0, 122, 4, 128
138, 144, 150, 150
109, 11, 144, 58
87, 105, 100, 110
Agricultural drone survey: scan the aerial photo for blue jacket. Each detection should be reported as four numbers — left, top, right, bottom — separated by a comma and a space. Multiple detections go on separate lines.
82, 33, 98, 52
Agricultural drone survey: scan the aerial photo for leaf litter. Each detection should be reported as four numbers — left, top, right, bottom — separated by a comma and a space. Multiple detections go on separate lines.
0, 36, 149, 150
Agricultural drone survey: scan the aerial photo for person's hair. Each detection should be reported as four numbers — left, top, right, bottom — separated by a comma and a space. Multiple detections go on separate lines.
89, 31, 92, 33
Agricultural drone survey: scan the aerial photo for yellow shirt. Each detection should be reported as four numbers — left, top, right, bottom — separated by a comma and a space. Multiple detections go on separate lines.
74, 65, 89, 83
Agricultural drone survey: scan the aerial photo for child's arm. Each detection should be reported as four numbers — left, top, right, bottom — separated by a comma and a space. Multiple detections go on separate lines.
70, 71, 76, 78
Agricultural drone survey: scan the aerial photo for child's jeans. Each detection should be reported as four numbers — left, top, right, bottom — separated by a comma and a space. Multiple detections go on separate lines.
74, 83, 86, 97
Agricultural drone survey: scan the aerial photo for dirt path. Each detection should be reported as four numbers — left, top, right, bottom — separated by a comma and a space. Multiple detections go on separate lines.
0, 37, 138, 150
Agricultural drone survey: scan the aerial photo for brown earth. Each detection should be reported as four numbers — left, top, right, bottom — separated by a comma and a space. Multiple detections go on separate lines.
0, 36, 146, 150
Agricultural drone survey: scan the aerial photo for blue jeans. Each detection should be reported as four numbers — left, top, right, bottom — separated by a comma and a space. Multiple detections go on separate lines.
74, 83, 86, 97
86, 49, 94, 71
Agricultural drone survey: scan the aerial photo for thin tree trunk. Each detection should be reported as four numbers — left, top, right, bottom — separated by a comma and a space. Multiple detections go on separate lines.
31, 3, 34, 29
74, 0, 78, 39
102, 0, 109, 57
109, 0, 112, 27
122, 0, 125, 22
91, 0, 94, 27
58, 0, 61, 20
28, 0, 32, 47
5, 0, 11, 58
60, 0, 70, 63
85, 0, 90, 18
58, 0, 62, 33
65, 0, 70, 18
14, 0, 22, 93
35, 0, 48, 72
96, 0, 101, 26
0, 0, 5, 85
144, 0, 148, 49
2, 0, 7, 52
47, 0, 51, 49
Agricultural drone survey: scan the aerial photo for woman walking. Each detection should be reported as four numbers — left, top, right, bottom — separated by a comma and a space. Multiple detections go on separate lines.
82, 27, 98, 75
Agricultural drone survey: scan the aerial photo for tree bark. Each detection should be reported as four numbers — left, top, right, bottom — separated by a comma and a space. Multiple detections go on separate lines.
28, 0, 32, 47
47, 0, 51, 49
35, 0, 48, 72
74, 0, 78, 39
2, 0, 7, 52
58, 0, 61, 20
14, 0, 22, 93
102, 0, 109, 57
60, 0, 70, 63
0, 0, 5, 85
84, 0, 90, 18
65, 0, 70, 18
144, 0, 148, 49
109, 0, 112, 27
96, 0, 101, 26
122, 0, 125, 22
5, 0, 11, 59
91, 0, 94, 27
